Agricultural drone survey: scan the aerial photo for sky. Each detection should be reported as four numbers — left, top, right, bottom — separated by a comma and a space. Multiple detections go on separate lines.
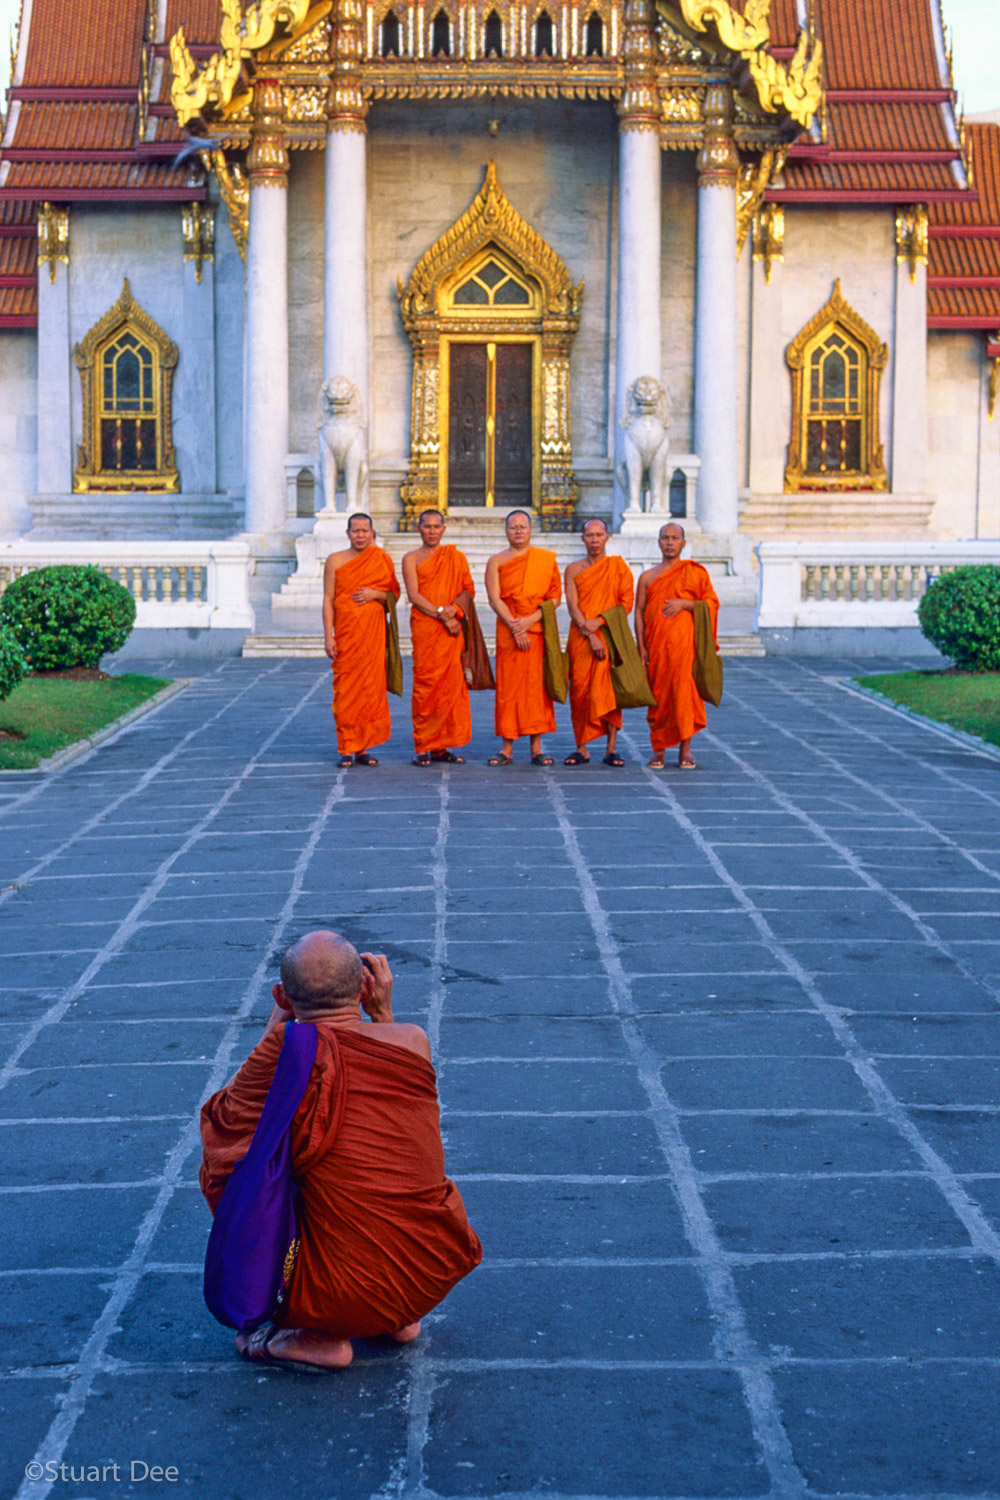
0, 0, 997, 115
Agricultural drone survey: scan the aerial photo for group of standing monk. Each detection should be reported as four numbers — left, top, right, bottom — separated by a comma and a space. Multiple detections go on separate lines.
322, 508, 720, 770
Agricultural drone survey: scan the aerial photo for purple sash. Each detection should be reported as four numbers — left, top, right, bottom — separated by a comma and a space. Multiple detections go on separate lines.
203, 1021, 318, 1333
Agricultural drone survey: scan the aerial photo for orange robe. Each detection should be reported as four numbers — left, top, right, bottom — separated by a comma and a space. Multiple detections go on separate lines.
494, 547, 561, 740
200, 1024, 482, 1338
332, 546, 400, 755
643, 559, 720, 751
567, 554, 635, 747
410, 545, 475, 753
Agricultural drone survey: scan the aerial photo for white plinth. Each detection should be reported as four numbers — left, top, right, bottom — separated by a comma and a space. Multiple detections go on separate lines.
245, 179, 290, 536
694, 178, 739, 536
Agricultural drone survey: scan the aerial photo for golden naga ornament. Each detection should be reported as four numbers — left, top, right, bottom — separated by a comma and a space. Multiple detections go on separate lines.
170, 0, 317, 127
658, 0, 823, 129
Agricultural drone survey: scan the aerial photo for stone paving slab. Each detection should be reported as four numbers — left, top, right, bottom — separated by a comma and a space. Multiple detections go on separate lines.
2, 655, 1000, 1499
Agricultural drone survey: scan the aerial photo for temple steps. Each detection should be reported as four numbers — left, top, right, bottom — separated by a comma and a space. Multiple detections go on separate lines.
241, 627, 766, 658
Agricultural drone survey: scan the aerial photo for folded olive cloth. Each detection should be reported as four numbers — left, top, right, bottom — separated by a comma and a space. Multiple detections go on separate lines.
539, 599, 569, 704
691, 599, 723, 707
384, 591, 404, 698
599, 604, 656, 710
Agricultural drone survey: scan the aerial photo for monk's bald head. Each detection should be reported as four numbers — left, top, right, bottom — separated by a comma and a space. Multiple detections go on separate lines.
279, 930, 364, 1017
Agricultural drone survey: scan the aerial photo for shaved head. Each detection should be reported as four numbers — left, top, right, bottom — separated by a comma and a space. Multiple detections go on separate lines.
582, 519, 608, 535
659, 522, 685, 540
280, 930, 364, 1016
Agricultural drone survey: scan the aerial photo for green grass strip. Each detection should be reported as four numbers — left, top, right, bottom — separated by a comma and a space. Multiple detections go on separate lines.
856, 670, 1000, 750
0, 674, 170, 770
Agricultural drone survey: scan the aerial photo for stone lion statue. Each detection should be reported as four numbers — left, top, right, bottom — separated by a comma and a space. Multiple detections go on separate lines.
617, 376, 673, 515
318, 376, 368, 514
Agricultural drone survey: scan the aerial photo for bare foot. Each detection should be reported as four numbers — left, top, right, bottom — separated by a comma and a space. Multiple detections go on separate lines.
236, 1326, 354, 1370
390, 1322, 422, 1344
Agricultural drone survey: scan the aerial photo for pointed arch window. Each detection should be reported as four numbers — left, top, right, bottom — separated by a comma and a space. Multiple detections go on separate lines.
585, 12, 604, 55
534, 10, 554, 55
431, 8, 450, 55
73, 279, 178, 493
381, 9, 401, 56
785, 280, 888, 493
484, 10, 503, 56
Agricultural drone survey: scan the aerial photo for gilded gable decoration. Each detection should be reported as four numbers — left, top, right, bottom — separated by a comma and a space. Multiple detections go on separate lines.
37, 203, 69, 284
398, 163, 583, 530
784, 280, 887, 494
73, 281, 179, 494
895, 206, 929, 284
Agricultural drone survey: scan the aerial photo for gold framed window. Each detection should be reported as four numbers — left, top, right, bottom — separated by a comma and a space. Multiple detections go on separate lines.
73, 279, 179, 493
784, 279, 887, 493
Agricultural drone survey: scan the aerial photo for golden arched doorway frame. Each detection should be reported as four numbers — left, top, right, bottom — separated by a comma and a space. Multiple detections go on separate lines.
397, 162, 583, 529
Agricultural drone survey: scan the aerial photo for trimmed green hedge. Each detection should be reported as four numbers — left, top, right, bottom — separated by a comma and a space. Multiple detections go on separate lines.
918, 566, 1000, 671
0, 623, 27, 701
0, 565, 136, 671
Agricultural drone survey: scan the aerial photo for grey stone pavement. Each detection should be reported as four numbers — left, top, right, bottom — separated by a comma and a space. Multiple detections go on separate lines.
2, 656, 1000, 1500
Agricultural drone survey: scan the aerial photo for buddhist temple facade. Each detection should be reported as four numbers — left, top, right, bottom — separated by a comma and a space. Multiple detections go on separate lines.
0, 0, 997, 647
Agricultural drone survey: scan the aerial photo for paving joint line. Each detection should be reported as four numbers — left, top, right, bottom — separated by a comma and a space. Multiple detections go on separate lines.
619, 728, 1000, 1269
546, 773, 808, 1500
13, 708, 347, 1500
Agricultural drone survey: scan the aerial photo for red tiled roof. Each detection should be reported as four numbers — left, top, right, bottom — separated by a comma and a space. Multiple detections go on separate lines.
0, 0, 213, 321
928, 124, 1000, 331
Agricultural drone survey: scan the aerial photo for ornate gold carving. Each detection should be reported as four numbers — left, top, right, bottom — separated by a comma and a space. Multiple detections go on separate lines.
248, 77, 289, 182
661, 87, 702, 123
169, 0, 316, 127
284, 84, 328, 120
751, 201, 783, 282
37, 203, 69, 284
697, 82, 737, 185
329, 0, 368, 132
895, 205, 929, 284
72, 280, 179, 494
657, 0, 822, 129
737, 146, 784, 253
989, 349, 999, 423
398, 163, 582, 529
201, 151, 249, 261
182, 203, 215, 282
784, 279, 887, 494
618, 0, 660, 132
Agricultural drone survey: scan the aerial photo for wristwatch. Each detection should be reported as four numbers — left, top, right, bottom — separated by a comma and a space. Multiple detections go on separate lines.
436, 605, 444, 614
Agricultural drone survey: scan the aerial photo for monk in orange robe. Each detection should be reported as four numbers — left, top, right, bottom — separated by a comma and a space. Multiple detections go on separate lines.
402, 509, 475, 765
485, 509, 561, 766
322, 514, 400, 767
564, 518, 635, 766
635, 522, 719, 770
201, 932, 482, 1372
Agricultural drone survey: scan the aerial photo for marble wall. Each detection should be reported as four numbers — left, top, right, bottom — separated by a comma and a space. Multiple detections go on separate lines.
0, 330, 37, 535
927, 332, 1000, 538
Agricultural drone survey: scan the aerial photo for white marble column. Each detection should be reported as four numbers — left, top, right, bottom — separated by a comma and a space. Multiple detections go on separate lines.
694, 85, 740, 537
747, 205, 786, 495
891, 207, 928, 496
323, 127, 369, 410
36, 204, 73, 496
612, 0, 661, 529
244, 79, 289, 537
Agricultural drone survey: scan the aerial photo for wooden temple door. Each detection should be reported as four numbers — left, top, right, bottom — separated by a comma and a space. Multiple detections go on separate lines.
447, 341, 533, 507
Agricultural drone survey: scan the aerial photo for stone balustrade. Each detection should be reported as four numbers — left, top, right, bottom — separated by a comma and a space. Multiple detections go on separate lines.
0, 540, 254, 632
756, 540, 1000, 630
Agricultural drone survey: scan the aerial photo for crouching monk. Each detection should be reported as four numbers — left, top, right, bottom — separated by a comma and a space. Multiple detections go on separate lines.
200, 931, 482, 1371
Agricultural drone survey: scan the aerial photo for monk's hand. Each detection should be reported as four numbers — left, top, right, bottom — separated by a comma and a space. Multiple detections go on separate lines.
360, 952, 394, 1022
325, 636, 337, 662
352, 587, 380, 604
587, 632, 606, 660
439, 604, 459, 624
661, 599, 690, 618
509, 617, 531, 652
444, 618, 462, 636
